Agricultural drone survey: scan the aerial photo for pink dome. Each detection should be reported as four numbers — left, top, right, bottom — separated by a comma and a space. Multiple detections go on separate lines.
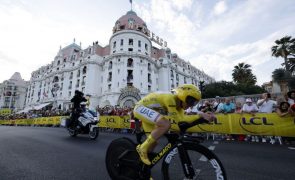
114, 11, 147, 31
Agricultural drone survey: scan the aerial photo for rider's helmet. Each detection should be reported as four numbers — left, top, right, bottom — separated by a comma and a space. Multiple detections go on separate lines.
173, 84, 201, 107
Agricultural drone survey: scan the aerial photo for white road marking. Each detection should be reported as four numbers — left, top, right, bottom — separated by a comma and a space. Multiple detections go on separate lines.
213, 141, 219, 145
288, 147, 295, 150
199, 155, 208, 161
208, 146, 215, 150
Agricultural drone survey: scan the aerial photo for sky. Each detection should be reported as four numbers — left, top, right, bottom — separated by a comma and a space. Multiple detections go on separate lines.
0, 0, 294, 85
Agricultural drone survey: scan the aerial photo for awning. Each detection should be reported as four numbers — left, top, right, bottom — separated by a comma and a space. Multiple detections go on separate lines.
33, 102, 51, 110
16, 106, 33, 114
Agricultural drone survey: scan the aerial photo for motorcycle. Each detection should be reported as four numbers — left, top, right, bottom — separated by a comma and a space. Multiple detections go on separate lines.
61, 109, 99, 140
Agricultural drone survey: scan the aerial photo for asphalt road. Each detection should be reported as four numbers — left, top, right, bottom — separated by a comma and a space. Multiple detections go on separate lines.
0, 126, 294, 180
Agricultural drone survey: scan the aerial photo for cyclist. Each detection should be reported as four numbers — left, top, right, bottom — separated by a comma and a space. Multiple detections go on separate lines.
134, 84, 216, 165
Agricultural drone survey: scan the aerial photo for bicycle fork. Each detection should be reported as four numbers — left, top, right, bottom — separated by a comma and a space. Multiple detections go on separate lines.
177, 144, 195, 179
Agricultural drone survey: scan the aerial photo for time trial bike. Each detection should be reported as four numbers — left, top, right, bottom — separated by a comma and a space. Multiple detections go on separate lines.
105, 118, 227, 180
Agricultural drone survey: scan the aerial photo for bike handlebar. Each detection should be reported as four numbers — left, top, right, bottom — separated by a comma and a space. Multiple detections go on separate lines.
178, 118, 210, 133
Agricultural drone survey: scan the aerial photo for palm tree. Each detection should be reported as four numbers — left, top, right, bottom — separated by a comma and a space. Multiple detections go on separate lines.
232, 62, 257, 85
271, 36, 295, 72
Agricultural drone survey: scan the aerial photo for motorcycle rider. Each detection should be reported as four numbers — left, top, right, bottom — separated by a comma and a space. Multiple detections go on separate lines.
70, 90, 87, 128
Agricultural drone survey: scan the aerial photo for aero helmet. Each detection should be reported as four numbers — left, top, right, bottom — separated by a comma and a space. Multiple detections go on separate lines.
173, 84, 201, 107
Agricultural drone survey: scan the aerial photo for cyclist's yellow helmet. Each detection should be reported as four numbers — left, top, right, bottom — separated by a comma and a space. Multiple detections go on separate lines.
173, 84, 201, 107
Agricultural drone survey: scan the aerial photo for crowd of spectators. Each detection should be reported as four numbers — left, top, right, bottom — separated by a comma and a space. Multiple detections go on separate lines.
185, 90, 295, 144
96, 105, 133, 116
0, 109, 71, 120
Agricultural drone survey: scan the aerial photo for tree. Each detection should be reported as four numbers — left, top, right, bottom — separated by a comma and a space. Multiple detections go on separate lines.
271, 36, 295, 72
202, 81, 264, 98
232, 62, 257, 85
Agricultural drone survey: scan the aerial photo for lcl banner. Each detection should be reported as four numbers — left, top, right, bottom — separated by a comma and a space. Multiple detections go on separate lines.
167, 113, 295, 137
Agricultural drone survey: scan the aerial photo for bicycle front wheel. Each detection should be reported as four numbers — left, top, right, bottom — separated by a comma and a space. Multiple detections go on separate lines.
162, 143, 227, 180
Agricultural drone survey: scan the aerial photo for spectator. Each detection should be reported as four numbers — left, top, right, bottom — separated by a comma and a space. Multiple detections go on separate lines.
235, 102, 242, 113
257, 93, 277, 143
257, 93, 277, 113
276, 102, 290, 117
198, 100, 215, 113
287, 90, 295, 106
219, 98, 235, 114
242, 98, 258, 115
215, 98, 225, 113
242, 98, 259, 142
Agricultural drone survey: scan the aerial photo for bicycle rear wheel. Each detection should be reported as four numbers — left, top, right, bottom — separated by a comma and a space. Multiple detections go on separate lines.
162, 143, 227, 180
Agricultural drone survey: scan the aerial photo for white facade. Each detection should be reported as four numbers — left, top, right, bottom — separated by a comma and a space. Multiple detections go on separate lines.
25, 10, 214, 110
0, 72, 28, 111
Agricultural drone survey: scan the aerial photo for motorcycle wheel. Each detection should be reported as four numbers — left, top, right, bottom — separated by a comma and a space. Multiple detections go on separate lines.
89, 127, 99, 140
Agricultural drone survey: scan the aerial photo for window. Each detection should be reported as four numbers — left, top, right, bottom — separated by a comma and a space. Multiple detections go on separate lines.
108, 72, 112, 82
68, 91, 71, 97
69, 81, 72, 89
145, 43, 148, 51
148, 73, 152, 83
88, 48, 92, 54
57, 60, 60, 65
138, 40, 141, 47
118, 82, 119, 87
70, 72, 73, 79
127, 58, 133, 67
72, 63, 75, 66
82, 76, 86, 86
148, 85, 151, 91
76, 79, 80, 87
129, 39, 133, 45
118, 69, 120, 74
109, 61, 113, 70
82, 66, 87, 74
82, 87, 85, 93
120, 39, 124, 46
128, 48, 133, 52
148, 63, 151, 71
108, 84, 111, 91
77, 70, 80, 77
113, 41, 116, 48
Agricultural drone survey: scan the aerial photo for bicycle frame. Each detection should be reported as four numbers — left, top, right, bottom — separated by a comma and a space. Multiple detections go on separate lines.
118, 132, 203, 179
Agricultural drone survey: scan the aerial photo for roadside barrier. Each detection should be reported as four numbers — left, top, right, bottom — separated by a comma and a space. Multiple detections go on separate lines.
0, 113, 294, 137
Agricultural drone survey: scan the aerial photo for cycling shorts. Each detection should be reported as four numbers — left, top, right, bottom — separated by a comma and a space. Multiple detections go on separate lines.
134, 105, 162, 123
